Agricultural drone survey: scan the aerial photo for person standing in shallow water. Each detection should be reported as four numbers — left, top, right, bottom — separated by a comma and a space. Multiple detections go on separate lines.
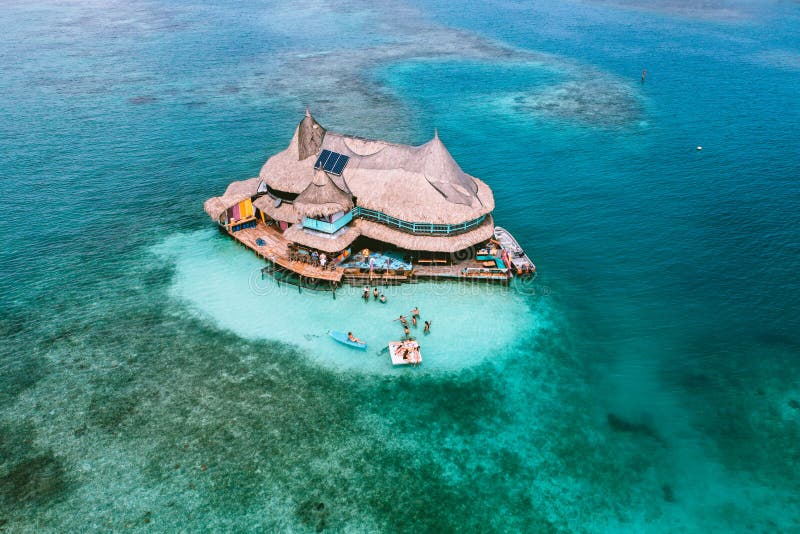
373, 287, 379, 300
424, 320, 431, 334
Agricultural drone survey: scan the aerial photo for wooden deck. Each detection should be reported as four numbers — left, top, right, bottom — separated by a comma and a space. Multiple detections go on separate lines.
223, 220, 512, 286
413, 263, 510, 282
227, 222, 344, 283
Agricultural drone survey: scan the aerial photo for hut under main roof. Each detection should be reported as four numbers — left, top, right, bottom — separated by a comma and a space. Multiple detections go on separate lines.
205, 109, 496, 254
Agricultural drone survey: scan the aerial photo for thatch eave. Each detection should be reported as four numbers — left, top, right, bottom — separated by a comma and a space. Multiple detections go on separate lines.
203, 177, 261, 220
253, 196, 300, 224
283, 225, 360, 253
355, 215, 494, 253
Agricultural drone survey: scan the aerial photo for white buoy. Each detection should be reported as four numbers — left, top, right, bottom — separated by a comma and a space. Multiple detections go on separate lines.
696, 146, 703, 151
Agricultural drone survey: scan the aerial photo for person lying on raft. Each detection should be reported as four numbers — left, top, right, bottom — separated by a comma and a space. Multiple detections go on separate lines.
347, 332, 363, 344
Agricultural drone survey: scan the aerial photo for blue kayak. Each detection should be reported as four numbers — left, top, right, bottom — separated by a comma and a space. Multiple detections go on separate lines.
328, 330, 367, 350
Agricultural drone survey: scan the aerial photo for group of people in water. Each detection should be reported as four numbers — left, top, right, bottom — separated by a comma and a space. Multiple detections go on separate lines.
347, 292, 432, 364
362, 285, 387, 303
396, 306, 431, 338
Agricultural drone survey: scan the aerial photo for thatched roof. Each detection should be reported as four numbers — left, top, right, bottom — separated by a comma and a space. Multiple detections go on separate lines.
253, 195, 300, 224
203, 177, 261, 220
355, 215, 495, 253
258, 112, 494, 225
297, 108, 326, 160
294, 170, 354, 219
283, 225, 360, 253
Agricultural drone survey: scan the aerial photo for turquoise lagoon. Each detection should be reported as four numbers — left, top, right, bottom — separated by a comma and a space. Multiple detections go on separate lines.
1, 0, 799, 531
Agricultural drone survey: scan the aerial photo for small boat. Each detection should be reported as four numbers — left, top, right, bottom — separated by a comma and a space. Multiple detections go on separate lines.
328, 330, 367, 350
494, 226, 536, 275
388, 340, 422, 366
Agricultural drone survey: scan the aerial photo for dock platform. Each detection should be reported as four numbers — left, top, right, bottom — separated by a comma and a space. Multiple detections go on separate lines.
228, 222, 344, 283
222, 220, 523, 287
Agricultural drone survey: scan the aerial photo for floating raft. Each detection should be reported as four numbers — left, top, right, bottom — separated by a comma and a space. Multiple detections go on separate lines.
494, 226, 535, 274
388, 340, 422, 366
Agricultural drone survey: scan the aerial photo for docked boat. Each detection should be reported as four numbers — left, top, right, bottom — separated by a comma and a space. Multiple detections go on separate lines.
328, 330, 367, 350
494, 226, 535, 275
388, 340, 422, 366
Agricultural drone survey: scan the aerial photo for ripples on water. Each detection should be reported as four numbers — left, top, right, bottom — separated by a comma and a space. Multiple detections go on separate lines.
1, 0, 799, 530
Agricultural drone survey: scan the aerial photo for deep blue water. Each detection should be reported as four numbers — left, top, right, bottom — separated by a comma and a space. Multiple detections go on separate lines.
1, 0, 799, 531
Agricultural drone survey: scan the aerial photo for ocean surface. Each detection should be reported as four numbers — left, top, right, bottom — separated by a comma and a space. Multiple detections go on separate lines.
1, 0, 799, 531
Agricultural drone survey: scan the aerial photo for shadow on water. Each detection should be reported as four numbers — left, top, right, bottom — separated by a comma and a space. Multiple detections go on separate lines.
0, 421, 71, 510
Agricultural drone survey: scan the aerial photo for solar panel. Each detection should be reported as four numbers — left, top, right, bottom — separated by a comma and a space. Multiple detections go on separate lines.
314, 149, 332, 170
324, 152, 337, 169
330, 154, 349, 175
314, 150, 350, 175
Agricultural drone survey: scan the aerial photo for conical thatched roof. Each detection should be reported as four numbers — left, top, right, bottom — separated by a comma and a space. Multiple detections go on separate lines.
297, 108, 326, 160
258, 114, 494, 225
293, 170, 354, 219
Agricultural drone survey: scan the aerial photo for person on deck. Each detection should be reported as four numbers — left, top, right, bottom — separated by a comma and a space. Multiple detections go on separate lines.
319, 253, 327, 268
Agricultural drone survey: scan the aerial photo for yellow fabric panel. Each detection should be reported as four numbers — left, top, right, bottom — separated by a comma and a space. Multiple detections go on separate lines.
239, 198, 253, 218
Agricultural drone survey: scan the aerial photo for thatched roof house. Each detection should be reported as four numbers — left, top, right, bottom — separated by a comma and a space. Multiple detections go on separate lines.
205, 110, 496, 254
260, 111, 494, 225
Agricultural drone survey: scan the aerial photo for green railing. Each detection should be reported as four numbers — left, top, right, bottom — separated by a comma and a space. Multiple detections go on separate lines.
351, 207, 485, 236
302, 210, 354, 234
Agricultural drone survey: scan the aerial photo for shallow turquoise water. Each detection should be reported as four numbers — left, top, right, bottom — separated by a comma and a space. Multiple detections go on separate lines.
1, 0, 799, 531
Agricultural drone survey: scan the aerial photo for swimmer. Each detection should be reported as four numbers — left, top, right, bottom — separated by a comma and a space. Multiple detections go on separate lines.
424, 320, 431, 334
